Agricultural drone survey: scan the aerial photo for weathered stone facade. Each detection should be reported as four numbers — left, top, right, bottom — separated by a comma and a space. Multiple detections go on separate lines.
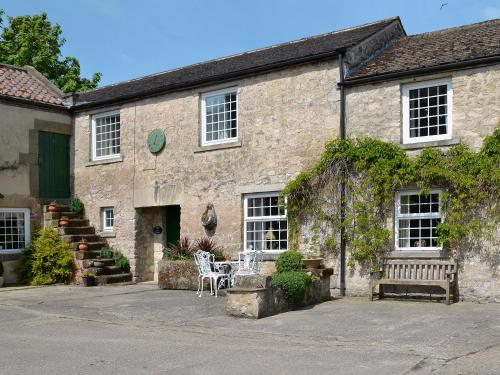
73, 61, 341, 281
0, 102, 71, 283
336, 64, 500, 302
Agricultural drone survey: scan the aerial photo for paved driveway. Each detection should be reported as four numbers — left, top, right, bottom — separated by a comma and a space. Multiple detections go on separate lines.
0, 284, 498, 375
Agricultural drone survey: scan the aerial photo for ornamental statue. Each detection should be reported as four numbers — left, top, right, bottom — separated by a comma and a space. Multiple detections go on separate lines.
201, 203, 217, 231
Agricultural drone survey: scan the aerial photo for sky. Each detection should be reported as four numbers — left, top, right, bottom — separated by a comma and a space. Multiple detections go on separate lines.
1, 0, 499, 87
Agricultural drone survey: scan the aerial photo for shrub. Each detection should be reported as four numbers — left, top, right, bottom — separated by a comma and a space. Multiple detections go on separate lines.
272, 271, 312, 304
195, 237, 225, 261
99, 248, 113, 258
30, 228, 74, 285
69, 197, 85, 217
275, 250, 304, 273
114, 251, 130, 272
163, 237, 195, 260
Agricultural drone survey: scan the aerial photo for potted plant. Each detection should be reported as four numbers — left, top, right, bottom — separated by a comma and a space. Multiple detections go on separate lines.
99, 248, 113, 259
81, 273, 95, 287
58, 216, 70, 227
78, 238, 88, 251
47, 201, 58, 213
0, 261, 4, 287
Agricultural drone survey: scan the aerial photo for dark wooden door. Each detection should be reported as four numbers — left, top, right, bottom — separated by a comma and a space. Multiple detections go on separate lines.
38, 131, 70, 199
165, 205, 181, 247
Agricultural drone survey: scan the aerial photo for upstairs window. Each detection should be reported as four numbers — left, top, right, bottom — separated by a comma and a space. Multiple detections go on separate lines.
402, 79, 452, 144
92, 111, 121, 160
395, 190, 442, 251
0, 208, 30, 252
244, 193, 287, 252
201, 88, 237, 146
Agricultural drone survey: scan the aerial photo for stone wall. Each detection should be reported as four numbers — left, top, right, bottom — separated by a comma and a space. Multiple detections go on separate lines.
334, 64, 500, 302
73, 60, 341, 281
0, 102, 71, 283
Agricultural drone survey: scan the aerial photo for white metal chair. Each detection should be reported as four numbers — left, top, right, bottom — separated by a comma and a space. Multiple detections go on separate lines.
194, 250, 230, 297
231, 250, 263, 286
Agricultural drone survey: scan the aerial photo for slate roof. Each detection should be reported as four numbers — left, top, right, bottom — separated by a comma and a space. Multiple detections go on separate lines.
347, 18, 500, 81
73, 17, 399, 108
0, 64, 66, 108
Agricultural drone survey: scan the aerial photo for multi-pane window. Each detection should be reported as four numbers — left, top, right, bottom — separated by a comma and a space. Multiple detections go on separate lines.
395, 191, 442, 250
92, 111, 121, 160
201, 88, 237, 145
402, 80, 452, 144
244, 193, 287, 252
0, 209, 30, 252
102, 207, 114, 231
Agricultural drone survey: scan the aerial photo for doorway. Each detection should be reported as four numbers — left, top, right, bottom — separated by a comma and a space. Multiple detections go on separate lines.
165, 205, 181, 248
38, 131, 70, 199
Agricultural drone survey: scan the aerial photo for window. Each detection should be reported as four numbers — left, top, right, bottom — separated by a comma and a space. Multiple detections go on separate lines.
92, 111, 121, 160
0, 208, 30, 252
102, 208, 114, 231
244, 193, 287, 252
201, 88, 237, 146
395, 190, 442, 250
402, 79, 452, 144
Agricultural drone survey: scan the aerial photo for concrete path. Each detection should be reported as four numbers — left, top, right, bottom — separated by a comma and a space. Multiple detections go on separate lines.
0, 284, 498, 374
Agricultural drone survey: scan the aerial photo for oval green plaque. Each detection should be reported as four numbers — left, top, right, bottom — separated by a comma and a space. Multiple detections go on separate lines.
147, 129, 166, 154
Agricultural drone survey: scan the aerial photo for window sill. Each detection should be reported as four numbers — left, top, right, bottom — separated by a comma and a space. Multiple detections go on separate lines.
98, 231, 116, 238
387, 250, 449, 258
194, 140, 242, 153
401, 138, 459, 150
0, 250, 22, 261
86, 155, 123, 167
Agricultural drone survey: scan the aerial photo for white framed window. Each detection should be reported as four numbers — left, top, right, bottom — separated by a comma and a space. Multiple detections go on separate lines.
91, 110, 121, 160
244, 192, 288, 252
201, 87, 238, 146
402, 79, 452, 144
102, 207, 114, 231
395, 190, 443, 251
0, 208, 30, 253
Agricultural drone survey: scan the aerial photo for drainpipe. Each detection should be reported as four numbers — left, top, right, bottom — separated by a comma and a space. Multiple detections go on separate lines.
338, 51, 346, 297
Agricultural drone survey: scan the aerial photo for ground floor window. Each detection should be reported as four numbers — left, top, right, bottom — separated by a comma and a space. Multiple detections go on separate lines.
0, 208, 30, 252
102, 207, 114, 231
395, 190, 442, 250
244, 192, 287, 252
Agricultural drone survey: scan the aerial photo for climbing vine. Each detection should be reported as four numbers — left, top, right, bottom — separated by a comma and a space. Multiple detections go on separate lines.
281, 127, 499, 271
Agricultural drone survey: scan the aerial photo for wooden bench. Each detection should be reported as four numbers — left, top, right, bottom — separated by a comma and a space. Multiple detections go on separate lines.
369, 259, 458, 304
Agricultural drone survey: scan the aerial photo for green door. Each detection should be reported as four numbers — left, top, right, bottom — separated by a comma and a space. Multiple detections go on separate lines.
165, 205, 181, 247
38, 131, 70, 199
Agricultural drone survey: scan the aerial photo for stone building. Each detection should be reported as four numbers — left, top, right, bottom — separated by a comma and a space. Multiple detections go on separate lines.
342, 19, 500, 301
0, 64, 71, 283
2, 17, 498, 300
70, 17, 404, 282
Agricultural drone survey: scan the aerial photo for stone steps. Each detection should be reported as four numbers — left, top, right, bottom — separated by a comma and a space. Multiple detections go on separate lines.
96, 273, 133, 285
43, 202, 132, 286
59, 226, 96, 235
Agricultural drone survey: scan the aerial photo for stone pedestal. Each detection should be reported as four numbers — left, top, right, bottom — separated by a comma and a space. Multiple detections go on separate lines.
227, 268, 333, 319
157, 260, 199, 290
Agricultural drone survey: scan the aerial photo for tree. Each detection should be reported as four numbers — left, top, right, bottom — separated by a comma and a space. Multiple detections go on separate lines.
0, 10, 101, 93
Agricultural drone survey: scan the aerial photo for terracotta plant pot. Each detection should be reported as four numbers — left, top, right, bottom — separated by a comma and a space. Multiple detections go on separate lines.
47, 203, 57, 213
78, 242, 88, 251
59, 217, 70, 227
303, 258, 323, 270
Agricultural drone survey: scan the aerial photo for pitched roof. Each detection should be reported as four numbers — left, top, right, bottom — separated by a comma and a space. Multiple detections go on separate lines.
73, 17, 399, 109
0, 64, 66, 108
347, 18, 500, 82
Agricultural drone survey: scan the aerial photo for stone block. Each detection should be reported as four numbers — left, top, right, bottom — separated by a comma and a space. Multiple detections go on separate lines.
157, 260, 199, 290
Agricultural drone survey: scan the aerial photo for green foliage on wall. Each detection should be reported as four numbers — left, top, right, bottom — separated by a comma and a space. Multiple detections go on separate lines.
29, 228, 74, 285
282, 128, 500, 270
